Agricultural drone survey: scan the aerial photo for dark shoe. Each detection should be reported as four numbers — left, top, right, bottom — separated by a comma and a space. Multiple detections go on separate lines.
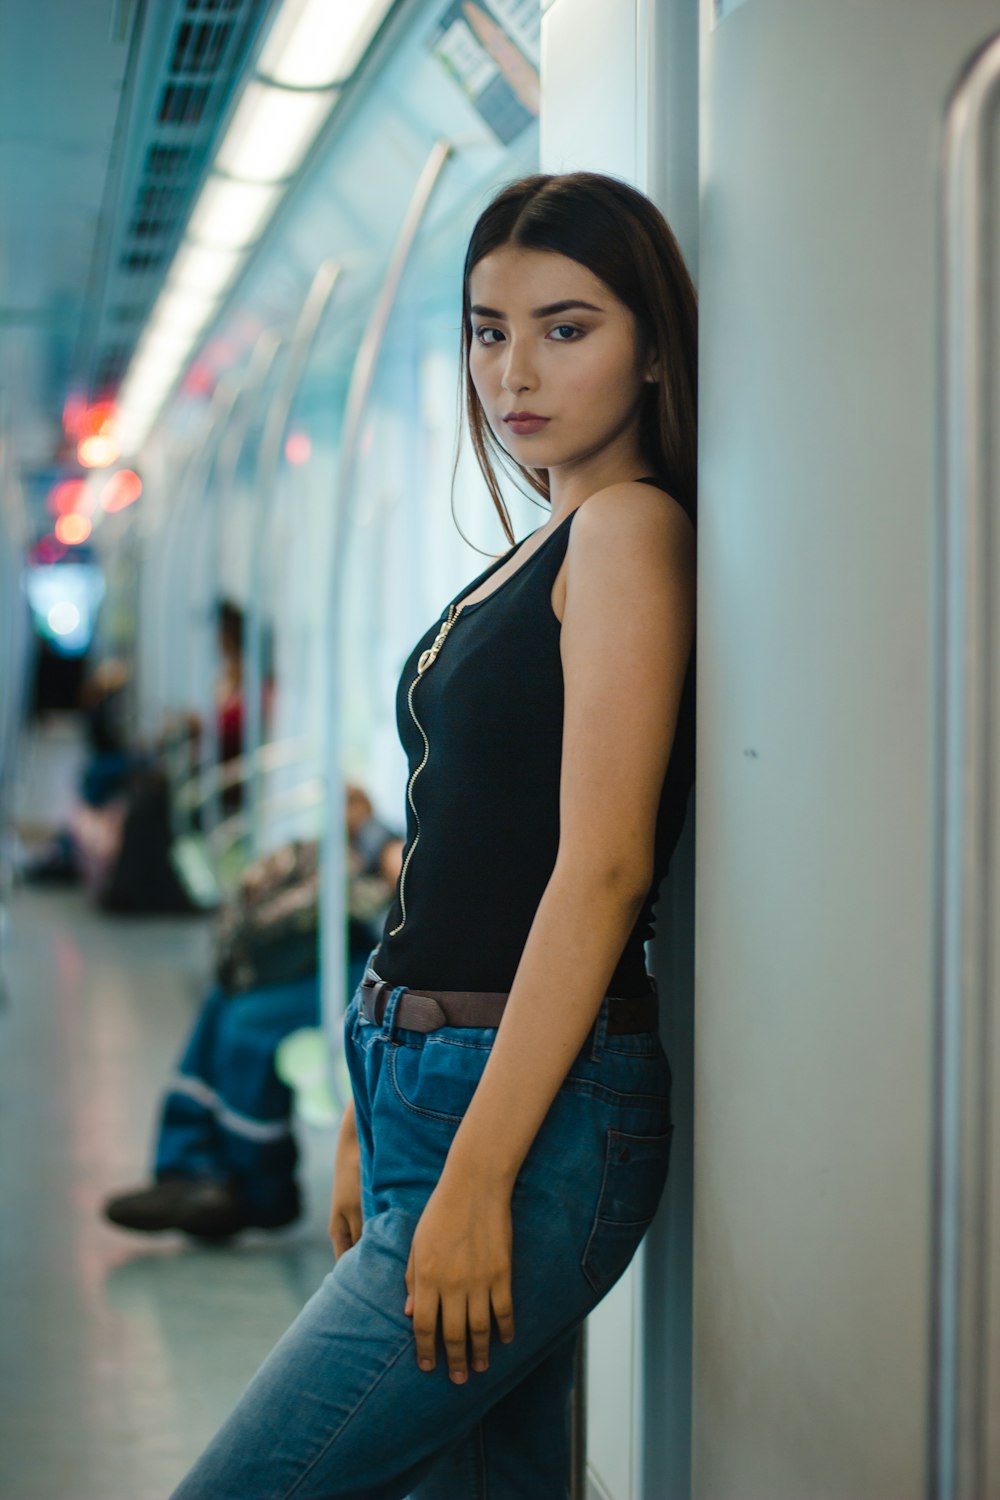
103, 1177, 300, 1238
175, 1180, 299, 1239
103, 1177, 214, 1232
23, 834, 79, 884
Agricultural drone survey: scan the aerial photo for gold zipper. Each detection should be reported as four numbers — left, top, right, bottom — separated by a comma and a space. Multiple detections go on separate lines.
387, 602, 464, 936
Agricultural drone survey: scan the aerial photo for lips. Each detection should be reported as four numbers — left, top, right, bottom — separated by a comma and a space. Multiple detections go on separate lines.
504, 413, 550, 434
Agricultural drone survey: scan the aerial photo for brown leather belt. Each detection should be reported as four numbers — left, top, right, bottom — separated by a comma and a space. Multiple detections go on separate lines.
359, 975, 658, 1035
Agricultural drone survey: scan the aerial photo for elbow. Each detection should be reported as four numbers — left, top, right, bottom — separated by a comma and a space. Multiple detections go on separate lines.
612, 868, 654, 910
553, 855, 652, 912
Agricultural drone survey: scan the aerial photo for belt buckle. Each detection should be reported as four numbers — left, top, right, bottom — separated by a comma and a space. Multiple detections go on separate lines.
359, 981, 448, 1034
360, 977, 393, 1026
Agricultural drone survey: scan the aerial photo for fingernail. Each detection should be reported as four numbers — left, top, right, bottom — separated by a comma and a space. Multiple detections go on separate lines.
473, 1358, 488, 1372
419, 1358, 433, 1371
450, 1370, 467, 1385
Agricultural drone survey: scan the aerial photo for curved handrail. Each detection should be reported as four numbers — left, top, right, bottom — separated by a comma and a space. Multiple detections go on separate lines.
245, 259, 343, 853
320, 139, 452, 1094
930, 28, 1000, 1500
174, 736, 321, 811
208, 777, 327, 866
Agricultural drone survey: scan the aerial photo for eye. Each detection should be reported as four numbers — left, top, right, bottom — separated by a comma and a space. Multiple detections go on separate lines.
548, 324, 583, 342
472, 325, 504, 346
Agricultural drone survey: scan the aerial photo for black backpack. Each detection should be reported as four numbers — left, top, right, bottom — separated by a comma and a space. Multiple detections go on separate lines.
98, 768, 202, 915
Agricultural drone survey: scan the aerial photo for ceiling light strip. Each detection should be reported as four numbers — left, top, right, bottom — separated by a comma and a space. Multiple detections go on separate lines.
115, 0, 394, 454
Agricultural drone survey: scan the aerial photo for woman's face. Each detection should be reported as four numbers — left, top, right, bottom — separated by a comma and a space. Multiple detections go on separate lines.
467, 245, 653, 476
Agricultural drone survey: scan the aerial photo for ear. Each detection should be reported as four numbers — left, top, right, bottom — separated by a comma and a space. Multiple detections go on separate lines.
643, 353, 660, 384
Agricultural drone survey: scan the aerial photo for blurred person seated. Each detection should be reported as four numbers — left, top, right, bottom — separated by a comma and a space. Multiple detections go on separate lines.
22, 656, 147, 883
174, 598, 250, 769
31, 601, 268, 910
160, 597, 255, 814
102, 785, 402, 1239
80, 601, 252, 909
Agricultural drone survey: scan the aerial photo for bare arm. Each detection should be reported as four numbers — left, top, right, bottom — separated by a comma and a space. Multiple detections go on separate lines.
329, 1095, 362, 1258
446, 484, 695, 1181
404, 483, 696, 1376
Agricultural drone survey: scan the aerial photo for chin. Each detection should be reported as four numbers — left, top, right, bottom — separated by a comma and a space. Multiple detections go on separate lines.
496, 434, 559, 466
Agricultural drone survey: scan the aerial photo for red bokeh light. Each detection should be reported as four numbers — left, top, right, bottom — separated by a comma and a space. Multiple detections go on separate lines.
47, 479, 88, 517
182, 363, 215, 398
34, 535, 68, 564
55, 514, 92, 545
80, 401, 116, 438
284, 431, 312, 466
101, 469, 143, 513
62, 394, 89, 441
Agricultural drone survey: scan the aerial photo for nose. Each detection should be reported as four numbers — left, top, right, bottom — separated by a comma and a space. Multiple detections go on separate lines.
500, 337, 536, 396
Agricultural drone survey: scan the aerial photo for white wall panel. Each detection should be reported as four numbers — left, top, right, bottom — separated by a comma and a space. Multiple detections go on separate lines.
541, 0, 639, 181
694, 1, 1000, 1495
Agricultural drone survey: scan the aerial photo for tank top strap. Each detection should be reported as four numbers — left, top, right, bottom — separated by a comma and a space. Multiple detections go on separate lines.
447, 477, 671, 615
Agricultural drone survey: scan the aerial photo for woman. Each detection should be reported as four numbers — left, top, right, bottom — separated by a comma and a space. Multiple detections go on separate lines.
170, 170, 697, 1500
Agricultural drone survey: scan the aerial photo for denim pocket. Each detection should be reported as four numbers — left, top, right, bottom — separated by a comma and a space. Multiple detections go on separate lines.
581, 1125, 674, 1295
387, 1031, 494, 1126
601, 1028, 665, 1059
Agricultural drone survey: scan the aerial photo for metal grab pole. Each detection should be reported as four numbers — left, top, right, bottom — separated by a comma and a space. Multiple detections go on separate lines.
153, 376, 239, 816
200, 330, 281, 839
930, 28, 1000, 1500
245, 259, 342, 854
320, 138, 452, 1104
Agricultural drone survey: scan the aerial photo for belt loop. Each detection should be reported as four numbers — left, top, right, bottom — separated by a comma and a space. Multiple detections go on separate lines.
588, 996, 610, 1062
381, 984, 408, 1042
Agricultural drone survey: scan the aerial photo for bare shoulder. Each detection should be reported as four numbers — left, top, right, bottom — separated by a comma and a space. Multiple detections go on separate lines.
552, 481, 694, 624
568, 481, 696, 563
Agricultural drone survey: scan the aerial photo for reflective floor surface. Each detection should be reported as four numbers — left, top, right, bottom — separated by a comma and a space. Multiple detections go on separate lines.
0, 884, 337, 1499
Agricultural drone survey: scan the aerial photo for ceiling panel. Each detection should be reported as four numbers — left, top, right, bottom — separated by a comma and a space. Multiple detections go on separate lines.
0, 0, 271, 521
0, 0, 129, 469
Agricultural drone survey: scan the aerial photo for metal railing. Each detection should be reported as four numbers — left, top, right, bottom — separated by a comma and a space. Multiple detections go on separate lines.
930, 26, 1000, 1500
244, 260, 343, 852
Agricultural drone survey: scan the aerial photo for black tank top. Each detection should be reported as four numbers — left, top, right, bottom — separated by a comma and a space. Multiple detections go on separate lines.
372, 479, 696, 998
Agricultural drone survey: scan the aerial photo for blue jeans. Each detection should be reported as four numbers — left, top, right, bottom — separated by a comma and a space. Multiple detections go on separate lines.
154, 957, 369, 1221
168, 954, 674, 1499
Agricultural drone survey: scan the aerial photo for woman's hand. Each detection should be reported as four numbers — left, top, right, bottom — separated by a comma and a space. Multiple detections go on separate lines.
404, 1170, 516, 1383
329, 1098, 362, 1259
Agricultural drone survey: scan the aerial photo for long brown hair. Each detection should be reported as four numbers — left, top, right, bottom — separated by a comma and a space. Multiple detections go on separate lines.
456, 171, 698, 547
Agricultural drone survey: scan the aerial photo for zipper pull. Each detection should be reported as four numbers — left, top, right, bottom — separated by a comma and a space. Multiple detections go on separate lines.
417, 602, 463, 675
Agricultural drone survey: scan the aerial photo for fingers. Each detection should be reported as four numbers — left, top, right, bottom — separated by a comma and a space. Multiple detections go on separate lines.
467, 1289, 493, 1373
411, 1283, 441, 1375
491, 1279, 516, 1348
409, 1280, 515, 1381
329, 1206, 363, 1260
441, 1294, 471, 1383
329, 1212, 352, 1259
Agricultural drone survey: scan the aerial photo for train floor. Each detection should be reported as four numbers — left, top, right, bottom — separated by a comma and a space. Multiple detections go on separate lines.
0, 881, 337, 1499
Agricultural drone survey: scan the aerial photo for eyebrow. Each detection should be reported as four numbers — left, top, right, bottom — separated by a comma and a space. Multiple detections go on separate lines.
469, 299, 604, 319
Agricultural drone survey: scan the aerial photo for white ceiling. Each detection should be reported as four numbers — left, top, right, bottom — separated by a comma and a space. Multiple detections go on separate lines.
0, 0, 131, 477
